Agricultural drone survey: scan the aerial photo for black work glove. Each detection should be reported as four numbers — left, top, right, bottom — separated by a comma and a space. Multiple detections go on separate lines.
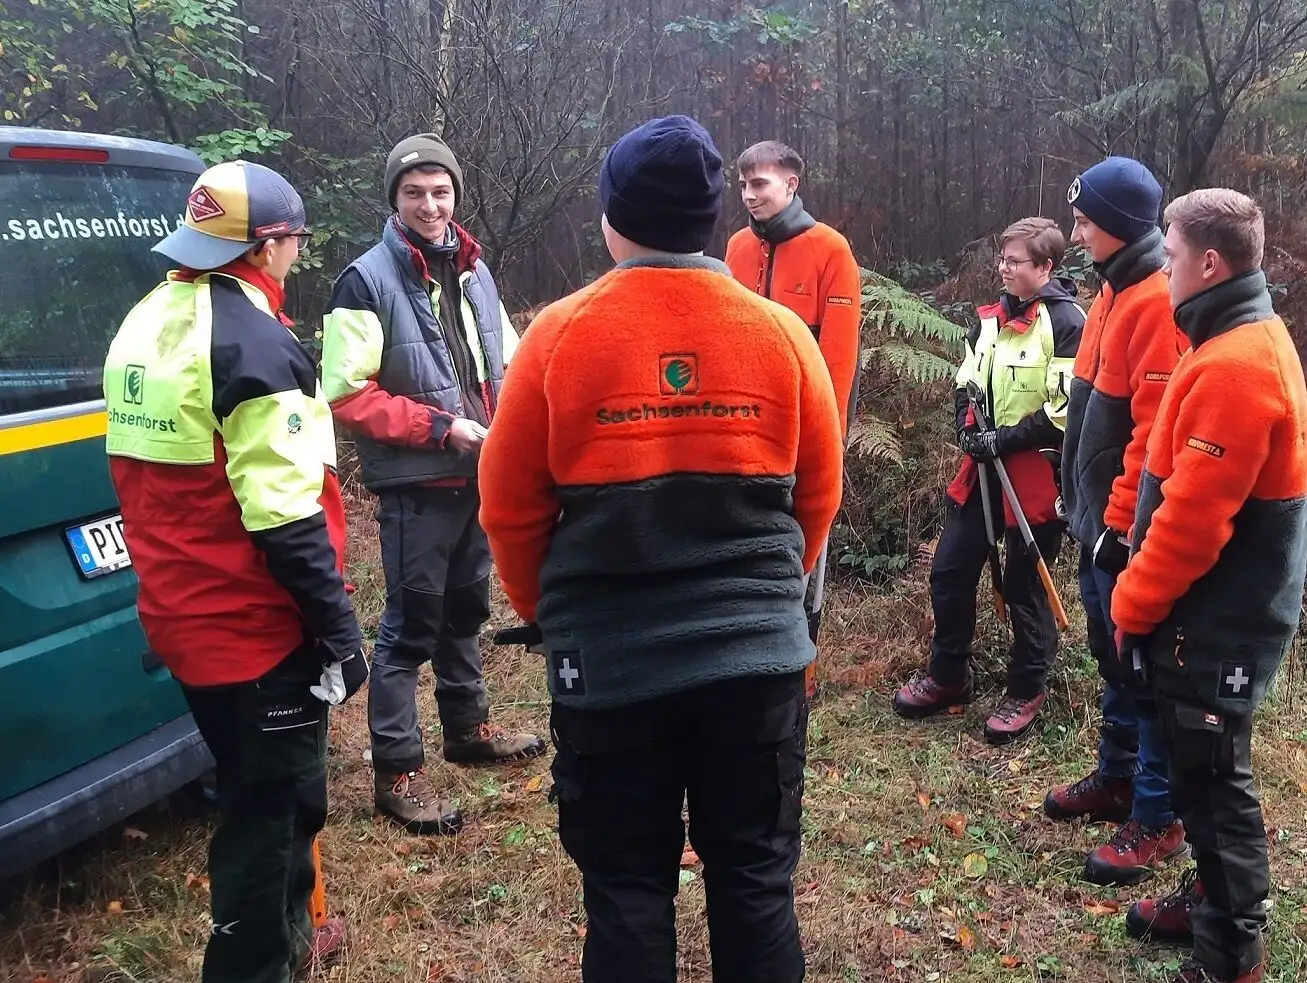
1092, 528, 1130, 577
310, 648, 370, 705
961, 428, 1001, 462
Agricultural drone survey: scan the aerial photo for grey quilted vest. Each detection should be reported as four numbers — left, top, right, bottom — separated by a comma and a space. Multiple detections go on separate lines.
343, 219, 506, 489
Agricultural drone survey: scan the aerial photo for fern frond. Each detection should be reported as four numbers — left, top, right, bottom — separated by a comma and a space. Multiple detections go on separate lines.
861, 274, 966, 351
846, 413, 904, 465
867, 340, 958, 385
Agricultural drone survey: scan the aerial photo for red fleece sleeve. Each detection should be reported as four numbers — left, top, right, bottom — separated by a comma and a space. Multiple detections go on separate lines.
1113, 362, 1275, 634
816, 237, 863, 441
1103, 299, 1183, 534
477, 331, 559, 622
330, 381, 453, 448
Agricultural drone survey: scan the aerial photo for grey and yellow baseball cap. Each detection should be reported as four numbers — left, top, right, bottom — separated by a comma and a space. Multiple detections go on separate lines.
154, 160, 307, 270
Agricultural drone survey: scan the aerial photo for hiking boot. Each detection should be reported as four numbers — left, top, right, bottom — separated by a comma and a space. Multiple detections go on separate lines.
984, 692, 1047, 745
1126, 867, 1202, 944
1043, 769, 1133, 823
374, 769, 464, 835
892, 672, 974, 719
443, 721, 547, 765
1172, 955, 1264, 983
1085, 818, 1187, 886
295, 916, 346, 978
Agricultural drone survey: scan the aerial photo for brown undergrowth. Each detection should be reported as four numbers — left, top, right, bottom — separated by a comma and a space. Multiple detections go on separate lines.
4, 492, 1307, 982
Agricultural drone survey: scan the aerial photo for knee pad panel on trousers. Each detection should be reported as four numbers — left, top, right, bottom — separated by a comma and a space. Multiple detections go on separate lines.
445, 577, 491, 636
387, 587, 445, 668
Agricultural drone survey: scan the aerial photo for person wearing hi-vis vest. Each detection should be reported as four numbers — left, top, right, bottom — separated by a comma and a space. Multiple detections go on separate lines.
103, 160, 358, 983
894, 217, 1084, 744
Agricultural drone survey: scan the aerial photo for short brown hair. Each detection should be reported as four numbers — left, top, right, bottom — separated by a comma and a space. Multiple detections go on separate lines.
998, 217, 1066, 269
1163, 188, 1264, 271
737, 140, 804, 179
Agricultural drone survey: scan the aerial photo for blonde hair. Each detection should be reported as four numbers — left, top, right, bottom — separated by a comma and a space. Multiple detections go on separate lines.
1163, 188, 1264, 271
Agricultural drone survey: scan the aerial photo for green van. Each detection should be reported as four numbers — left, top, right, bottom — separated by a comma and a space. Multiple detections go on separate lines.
0, 126, 214, 879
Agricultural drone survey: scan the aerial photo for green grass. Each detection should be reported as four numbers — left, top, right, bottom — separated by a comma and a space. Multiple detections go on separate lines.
3, 518, 1307, 982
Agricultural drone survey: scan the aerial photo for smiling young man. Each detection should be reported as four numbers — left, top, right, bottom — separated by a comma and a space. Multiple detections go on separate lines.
894, 217, 1083, 743
320, 133, 544, 838
1042, 157, 1189, 890
1111, 189, 1307, 983
104, 160, 360, 982
725, 140, 861, 697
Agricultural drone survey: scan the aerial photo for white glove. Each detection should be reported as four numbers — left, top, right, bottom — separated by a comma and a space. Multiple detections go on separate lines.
310, 649, 369, 705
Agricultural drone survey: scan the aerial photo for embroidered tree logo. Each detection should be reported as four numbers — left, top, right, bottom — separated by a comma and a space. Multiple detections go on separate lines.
659, 354, 699, 396
124, 365, 145, 405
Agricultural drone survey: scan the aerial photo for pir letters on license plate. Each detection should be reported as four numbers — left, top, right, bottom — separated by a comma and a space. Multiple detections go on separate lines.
66, 514, 132, 579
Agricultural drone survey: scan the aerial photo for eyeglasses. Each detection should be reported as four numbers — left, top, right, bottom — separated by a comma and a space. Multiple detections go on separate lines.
289, 232, 311, 248
997, 256, 1034, 269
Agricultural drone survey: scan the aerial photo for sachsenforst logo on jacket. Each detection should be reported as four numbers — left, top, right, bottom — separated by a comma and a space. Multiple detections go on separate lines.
124, 364, 145, 405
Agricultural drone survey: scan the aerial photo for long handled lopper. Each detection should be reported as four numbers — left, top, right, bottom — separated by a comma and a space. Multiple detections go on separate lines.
966, 382, 1069, 631
974, 450, 1007, 624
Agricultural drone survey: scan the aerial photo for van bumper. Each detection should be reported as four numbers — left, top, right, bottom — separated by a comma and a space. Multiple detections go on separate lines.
0, 714, 214, 880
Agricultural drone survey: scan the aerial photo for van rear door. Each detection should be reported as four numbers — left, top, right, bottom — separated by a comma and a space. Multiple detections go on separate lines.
0, 129, 204, 805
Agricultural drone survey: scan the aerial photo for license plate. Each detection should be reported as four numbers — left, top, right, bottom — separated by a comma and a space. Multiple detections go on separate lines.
65, 513, 132, 579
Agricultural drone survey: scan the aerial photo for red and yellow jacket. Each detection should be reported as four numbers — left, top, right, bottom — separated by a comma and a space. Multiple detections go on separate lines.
103, 262, 360, 686
1061, 230, 1187, 546
725, 198, 861, 440
1113, 271, 1307, 714
479, 256, 844, 710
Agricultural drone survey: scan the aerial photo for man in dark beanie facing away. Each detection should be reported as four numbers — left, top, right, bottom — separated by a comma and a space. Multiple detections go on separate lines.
1043, 155, 1189, 888
479, 114, 844, 983
321, 133, 545, 837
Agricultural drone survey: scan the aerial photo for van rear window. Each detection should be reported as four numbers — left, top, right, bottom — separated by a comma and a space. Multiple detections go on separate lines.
0, 161, 196, 416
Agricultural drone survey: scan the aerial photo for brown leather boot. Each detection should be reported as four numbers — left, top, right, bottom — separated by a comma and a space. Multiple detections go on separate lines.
892, 672, 974, 719
374, 768, 464, 835
443, 721, 547, 765
1126, 867, 1202, 943
1084, 818, 1187, 886
295, 916, 346, 978
1043, 768, 1133, 823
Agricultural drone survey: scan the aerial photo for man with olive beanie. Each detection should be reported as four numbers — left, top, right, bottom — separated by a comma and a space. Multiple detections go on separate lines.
1042, 155, 1189, 890
321, 133, 544, 837
479, 114, 844, 983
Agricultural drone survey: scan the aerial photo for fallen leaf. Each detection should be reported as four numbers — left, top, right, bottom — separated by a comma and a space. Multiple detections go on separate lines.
383, 915, 401, 931
1083, 900, 1120, 917
940, 813, 967, 839
917, 792, 932, 809
901, 835, 931, 853
393, 841, 413, 857
33, 976, 52, 983
962, 853, 989, 878
680, 848, 700, 867
426, 964, 447, 982
122, 827, 148, 841
184, 872, 211, 893
107, 900, 124, 915
525, 775, 544, 793
947, 704, 965, 715
1008, 759, 1024, 774
1000, 955, 1022, 969
957, 925, 976, 951
575, 924, 587, 938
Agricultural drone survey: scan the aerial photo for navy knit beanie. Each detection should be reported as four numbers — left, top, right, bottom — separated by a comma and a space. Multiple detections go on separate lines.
1067, 156, 1163, 245
600, 115, 724, 254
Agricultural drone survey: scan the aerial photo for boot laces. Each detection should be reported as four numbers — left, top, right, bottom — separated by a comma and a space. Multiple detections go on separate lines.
1066, 770, 1107, 798
992, 696, 1026, 723
1159, 868, 1201, 911
1108, 818, 1145, 853
390, 768, 435, 808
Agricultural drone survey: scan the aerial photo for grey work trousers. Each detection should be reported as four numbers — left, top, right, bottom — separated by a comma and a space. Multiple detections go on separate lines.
368, 483, 492, 774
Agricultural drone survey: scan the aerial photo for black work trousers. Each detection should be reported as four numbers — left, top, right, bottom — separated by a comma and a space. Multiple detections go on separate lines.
550, 671, 808, 983
928, 482, 1063, 699
1155, 688, 1267, 978
181, 649, 328, 983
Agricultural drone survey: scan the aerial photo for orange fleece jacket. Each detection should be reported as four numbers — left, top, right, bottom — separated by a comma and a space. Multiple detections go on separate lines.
725, 221, 862, 439
1073, 269, 1185, 535
478, 260, 845, 623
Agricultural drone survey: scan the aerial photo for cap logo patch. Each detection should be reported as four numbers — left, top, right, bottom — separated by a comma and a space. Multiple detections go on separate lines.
400, 151, 420, 164
254, 221, 294, 237
188, 187, 226, 222
1067, 176, 1081, 204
